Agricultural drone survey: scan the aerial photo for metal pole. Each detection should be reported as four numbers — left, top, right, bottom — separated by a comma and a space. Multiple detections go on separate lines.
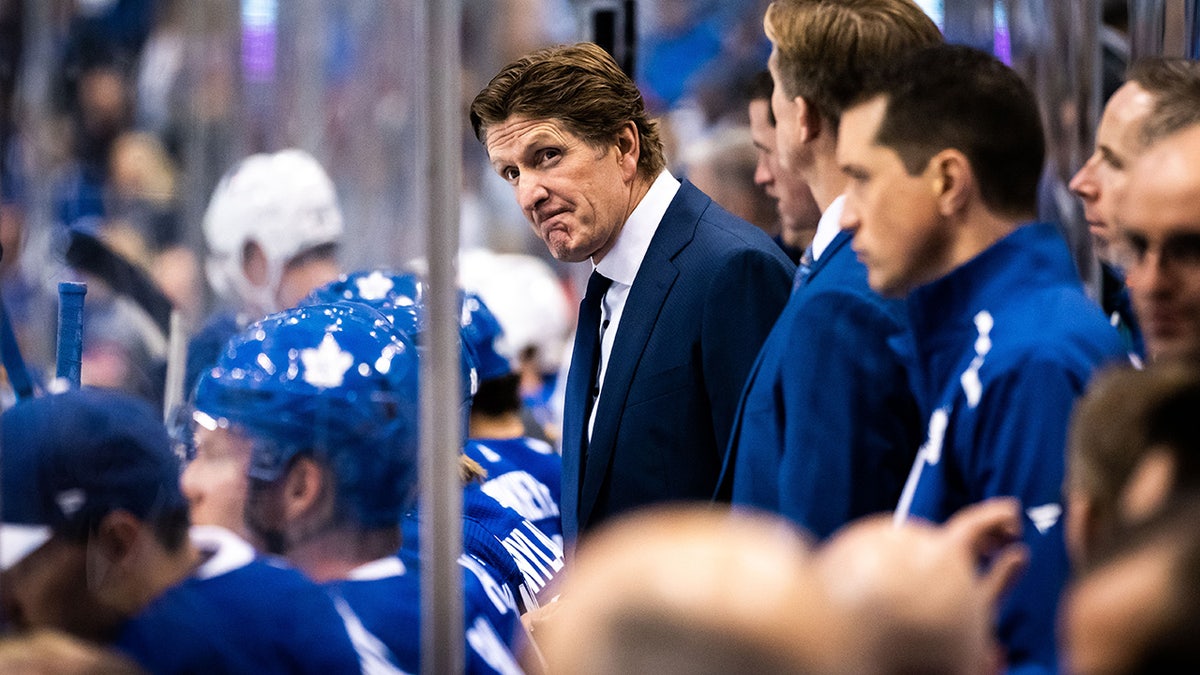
1129, 0, 1166, 60
1163, 0, 1188, 56
419, 0, 463, 672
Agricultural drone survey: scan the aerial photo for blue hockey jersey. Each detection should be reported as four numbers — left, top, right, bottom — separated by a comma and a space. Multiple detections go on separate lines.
324, 556, 523, 674
114, 526, 363, 674
464, 437, 563, 546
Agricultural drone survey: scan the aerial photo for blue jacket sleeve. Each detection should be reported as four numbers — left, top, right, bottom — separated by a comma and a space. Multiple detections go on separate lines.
775, 287, 920, 538
701, 247, 794, 464
963, 358, 1083, 674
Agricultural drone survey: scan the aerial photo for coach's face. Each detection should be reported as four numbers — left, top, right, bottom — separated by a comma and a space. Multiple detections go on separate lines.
838, 96, 947, 296
751, 96, 820, 250
486, 116, 640, 264
1118, 125, 1200, 361
1069, 81, 1155, 261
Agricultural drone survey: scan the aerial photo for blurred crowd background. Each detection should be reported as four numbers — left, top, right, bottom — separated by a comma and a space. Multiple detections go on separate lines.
0, 0, 1187, 405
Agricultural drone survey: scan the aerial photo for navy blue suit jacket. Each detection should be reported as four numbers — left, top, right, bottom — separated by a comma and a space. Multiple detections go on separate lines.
717, 230, 923, 538
561, 181, 794, 544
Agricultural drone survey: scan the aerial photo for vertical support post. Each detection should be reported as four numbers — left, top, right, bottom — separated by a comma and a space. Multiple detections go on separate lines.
1129, 0, 1166, 61
56, 282, 87, 388
419, 0, 463, 672
1163, 0, 1188, 56
163, 311, 188, 423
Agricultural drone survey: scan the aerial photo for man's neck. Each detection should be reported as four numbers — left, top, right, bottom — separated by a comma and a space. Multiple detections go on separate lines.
947, 209, 1025, 273
286, 525, 401, 583
124, 540, 205, 615
806, 136, 848, 213
592, 174, 657, 265
470, 412, 525, 440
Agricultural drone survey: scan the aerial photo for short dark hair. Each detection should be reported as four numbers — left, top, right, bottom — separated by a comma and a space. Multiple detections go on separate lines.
469, 42, 666, 181
764, 0, 942, 129
746, 71, 776, 126
1069, 362, 1200, 526
1127, 58, 1200, 147
67, 504, 191, 553
470, 373, 522, 417
854, 44, 1045, 217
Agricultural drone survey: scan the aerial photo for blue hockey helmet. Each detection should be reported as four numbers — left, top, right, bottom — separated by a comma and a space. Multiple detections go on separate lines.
304, 269, 425, 337
193, 302, 420, 526
303, 269, 479, 403
459, 292, 514, 383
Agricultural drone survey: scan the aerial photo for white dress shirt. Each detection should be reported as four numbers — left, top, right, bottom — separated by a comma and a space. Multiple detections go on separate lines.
810, 194, 846, 261
587, 170, 681, 440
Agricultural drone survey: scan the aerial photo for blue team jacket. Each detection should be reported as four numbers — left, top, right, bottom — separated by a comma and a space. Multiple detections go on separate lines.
719, 229, 922, 538
895, 222, 1127, 674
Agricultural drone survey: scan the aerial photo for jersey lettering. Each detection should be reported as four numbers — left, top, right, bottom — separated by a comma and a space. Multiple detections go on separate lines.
481, 471, 560, 523
457, 554, 517, 616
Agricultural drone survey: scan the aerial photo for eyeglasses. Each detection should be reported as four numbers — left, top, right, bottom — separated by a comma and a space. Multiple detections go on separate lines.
1114, 230, 1200, 273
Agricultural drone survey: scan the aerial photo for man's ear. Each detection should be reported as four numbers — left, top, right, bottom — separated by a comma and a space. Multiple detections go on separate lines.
929, 149, 973, 217
93, 511, 143, 564
282, 456, 333, 524
796, 95, 822, 143
1120, 448, 1176, 523
87, 510, 147, 594
242, 241, 269, 287
615, 121, 641, 183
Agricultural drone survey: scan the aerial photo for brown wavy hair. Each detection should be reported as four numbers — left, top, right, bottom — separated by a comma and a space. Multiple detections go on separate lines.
764, 0, 941, 129
469, 42, 666, 181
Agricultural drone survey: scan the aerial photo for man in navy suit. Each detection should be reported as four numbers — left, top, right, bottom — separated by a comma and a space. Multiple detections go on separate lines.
470, 42, 795, 547
717, 0, 938, 539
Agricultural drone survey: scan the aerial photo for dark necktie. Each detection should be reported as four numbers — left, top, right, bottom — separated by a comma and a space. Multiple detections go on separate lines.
576, 270, 612, 455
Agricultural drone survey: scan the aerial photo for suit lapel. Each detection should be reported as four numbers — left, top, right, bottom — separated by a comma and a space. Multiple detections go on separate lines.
576, 182, 703, 529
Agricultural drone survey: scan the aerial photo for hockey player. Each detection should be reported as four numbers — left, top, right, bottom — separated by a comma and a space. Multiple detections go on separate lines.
193, 302, 523, 673
0, 387, 365, 673
303, 270, 564, 608
185, 149, 345, 396
460, 291, 563, 546
457, 248, 574, 443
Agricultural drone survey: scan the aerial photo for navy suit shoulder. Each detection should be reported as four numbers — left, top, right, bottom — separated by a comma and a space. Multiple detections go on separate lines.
722, 231, 923, 538
562, 182, 793, 543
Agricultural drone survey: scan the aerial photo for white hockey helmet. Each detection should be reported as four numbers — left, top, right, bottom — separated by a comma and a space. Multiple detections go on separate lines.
458, 249, 572, 373
203, 149, 344, 313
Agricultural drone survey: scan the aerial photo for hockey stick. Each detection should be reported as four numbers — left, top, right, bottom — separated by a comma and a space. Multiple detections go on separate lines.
65, 229, 172, 335
63, 230, 191, 415
55, 281, 86, 388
